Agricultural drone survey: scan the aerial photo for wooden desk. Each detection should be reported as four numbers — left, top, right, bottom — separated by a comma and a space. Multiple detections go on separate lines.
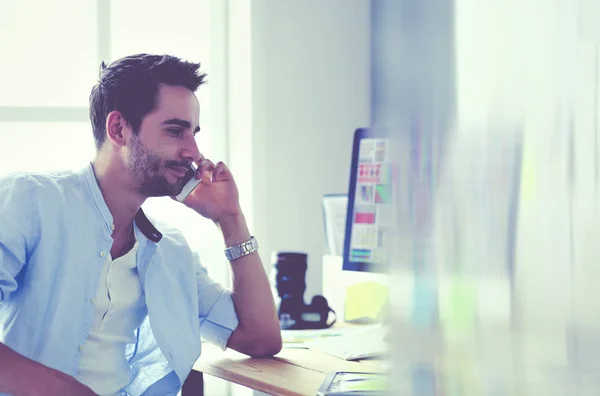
193, 343, 386, 396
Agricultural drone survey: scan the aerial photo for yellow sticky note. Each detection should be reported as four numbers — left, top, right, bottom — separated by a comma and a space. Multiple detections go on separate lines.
345, 281, 388, 322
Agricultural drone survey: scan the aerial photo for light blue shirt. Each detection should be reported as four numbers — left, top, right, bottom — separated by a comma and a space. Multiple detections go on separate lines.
0, 164, 239, 395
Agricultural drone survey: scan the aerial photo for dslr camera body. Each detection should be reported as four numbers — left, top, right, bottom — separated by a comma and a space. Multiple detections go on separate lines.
273, 252, 336, 330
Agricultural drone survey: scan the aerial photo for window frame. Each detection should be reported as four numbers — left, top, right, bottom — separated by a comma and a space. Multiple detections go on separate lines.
0, 0, 231, 287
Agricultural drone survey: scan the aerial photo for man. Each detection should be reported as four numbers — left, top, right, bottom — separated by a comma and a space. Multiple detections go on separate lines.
0, 54, 282, 395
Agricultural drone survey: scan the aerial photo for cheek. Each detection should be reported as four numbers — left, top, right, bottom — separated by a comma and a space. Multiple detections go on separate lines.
150, 158, 162, 172
152, 138, 172, 157
134, 144, 162, 172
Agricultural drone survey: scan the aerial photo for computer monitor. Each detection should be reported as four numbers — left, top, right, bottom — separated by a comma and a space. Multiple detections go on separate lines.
342, 128, 396, 273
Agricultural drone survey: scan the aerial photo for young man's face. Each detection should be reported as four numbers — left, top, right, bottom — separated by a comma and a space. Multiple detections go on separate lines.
126, 84, 201, 197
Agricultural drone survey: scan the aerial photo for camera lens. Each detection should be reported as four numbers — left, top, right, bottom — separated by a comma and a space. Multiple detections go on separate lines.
274, 252, 307, 298
272, 252, 308, 329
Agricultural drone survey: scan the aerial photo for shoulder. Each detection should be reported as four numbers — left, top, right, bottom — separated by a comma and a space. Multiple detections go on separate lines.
0, 169, 83, 195
0, 173, 46, 205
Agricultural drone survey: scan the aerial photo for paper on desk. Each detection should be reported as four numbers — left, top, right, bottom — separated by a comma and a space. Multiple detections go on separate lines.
281, 325, 382, 346
322, 194, 348, 256
282, 328, 346, 345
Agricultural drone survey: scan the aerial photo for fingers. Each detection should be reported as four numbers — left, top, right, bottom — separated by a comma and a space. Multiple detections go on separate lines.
194, 156, 231, 183
211, 161, 228, 182
192, 153, 205, 167
196, 158, 215, 181
192, 153, 206, 176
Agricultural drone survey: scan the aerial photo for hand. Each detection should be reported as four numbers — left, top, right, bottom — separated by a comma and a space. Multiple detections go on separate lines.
178, 157, 241, 222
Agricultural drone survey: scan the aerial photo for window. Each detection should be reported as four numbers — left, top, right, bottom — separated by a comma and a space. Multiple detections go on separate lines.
0, 0, 230, 286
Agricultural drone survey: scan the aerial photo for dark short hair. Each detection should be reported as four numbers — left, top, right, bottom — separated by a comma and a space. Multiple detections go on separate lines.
89, 53, 207, 149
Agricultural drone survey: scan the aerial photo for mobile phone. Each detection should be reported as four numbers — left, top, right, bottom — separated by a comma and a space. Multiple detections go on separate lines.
175, 163, 201, 202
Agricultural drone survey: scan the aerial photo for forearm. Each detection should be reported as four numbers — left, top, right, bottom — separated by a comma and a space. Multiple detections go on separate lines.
0, 342, 94, 396
0, 342, 32, 394
217, 213, 281, 355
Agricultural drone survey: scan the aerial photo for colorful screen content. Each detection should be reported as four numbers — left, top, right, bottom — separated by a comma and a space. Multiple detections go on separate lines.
349, 138, 396, 268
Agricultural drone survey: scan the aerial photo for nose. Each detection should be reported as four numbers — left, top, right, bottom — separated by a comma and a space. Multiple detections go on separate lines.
180, 135, 201, 163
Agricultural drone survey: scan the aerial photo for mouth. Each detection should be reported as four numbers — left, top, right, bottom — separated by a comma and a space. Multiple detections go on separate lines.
168, 166, 188, 179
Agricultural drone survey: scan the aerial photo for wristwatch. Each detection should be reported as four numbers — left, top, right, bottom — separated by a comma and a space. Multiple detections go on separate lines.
224, 236, 259, 261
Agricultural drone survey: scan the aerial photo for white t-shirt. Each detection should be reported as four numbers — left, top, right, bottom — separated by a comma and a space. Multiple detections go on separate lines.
78, 242, 147, 395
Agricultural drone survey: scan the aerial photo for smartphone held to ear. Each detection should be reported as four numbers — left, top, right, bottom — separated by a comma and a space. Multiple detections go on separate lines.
175, 163, 202, 202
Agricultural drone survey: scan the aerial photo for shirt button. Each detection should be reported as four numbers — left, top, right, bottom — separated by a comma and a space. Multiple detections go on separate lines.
99, 251, 107, 258
111, 224, 115, 230
90, 298, 96, 304
78, 345, 84, 351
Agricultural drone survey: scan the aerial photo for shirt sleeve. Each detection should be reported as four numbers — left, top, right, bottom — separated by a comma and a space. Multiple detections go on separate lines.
194, 252, 239, 350
0, 174, 38, 302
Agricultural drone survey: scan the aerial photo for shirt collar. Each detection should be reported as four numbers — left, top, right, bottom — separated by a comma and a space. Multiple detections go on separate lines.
81, 163, 163, 243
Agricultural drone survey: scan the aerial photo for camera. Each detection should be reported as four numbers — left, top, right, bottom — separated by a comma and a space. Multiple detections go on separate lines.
272, 252, 336, 330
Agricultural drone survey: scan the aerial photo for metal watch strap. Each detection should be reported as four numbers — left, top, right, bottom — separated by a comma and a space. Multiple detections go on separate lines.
224, 236, 259, 261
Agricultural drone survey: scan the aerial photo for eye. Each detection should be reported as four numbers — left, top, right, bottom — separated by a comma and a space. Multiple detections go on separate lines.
167, 127, 183, 136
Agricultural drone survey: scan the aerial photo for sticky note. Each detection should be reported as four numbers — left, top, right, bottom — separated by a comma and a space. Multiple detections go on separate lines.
345, 281, 388, 322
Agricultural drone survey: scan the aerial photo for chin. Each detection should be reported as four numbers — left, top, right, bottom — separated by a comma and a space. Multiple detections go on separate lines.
172, 187, 185, 197
139, 180, 182, 198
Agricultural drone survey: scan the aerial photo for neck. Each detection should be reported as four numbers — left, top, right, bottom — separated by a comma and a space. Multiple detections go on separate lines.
91, 152, 146, 231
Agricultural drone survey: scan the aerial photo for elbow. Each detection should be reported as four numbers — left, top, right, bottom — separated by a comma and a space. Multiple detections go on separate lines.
247, 331, 282, 358
228, 320, 283, 357
259, 335, 283, 357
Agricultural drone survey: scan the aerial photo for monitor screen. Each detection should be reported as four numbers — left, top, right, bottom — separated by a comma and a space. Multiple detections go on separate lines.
343, 128, 397, 272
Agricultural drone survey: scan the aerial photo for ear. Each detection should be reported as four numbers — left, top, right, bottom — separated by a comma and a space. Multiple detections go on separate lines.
105, 111, 129, 148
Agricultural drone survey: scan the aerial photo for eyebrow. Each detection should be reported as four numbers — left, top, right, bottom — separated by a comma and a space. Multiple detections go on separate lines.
161, 118, 201, 133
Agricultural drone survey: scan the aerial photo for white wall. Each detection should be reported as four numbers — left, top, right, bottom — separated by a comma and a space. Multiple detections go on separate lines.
230, 0, 371, 299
